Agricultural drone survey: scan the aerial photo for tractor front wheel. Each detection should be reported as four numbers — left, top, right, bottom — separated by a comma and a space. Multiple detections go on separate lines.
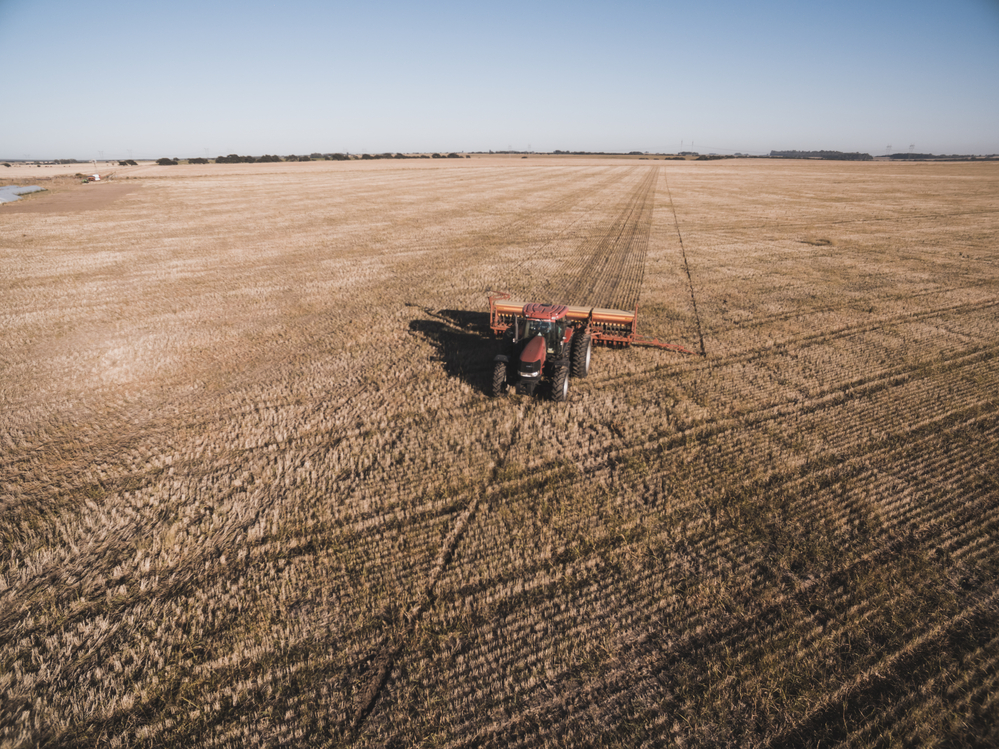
492, 360, 509, 397
551, 366, 569, 402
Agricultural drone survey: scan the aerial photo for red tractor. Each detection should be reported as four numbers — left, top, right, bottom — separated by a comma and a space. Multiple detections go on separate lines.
488, 293, 697, 401
491, 302, 592, 402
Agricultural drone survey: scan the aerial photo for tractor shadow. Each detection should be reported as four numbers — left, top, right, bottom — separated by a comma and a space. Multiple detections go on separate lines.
408, 308, 497, 394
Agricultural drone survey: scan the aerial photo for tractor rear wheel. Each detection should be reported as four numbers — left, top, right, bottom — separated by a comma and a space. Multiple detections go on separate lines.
571, 332, 592, 378
551, 365, 569, 402
492, 360, 509, 397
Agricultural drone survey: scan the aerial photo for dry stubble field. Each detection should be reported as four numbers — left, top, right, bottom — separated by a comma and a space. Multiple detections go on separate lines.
1, 157, 998, 747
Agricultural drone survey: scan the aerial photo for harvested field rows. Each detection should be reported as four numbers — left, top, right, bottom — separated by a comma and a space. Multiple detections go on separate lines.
1, 158, 997, 747
544, 165, 657, 309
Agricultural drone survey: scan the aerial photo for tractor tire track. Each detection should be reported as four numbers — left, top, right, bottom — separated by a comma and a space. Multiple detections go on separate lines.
554, 166, 658, 309
505, 167, 641, 284
391, 166, 630, 296
663, 169, 707, 356
490, 166, 631, 244
581, 166, 658, 309
350, 404, 532, 737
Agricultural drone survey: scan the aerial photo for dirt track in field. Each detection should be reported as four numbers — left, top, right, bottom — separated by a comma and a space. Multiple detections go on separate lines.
505, 166, 658, 310
555, 165, 657, 309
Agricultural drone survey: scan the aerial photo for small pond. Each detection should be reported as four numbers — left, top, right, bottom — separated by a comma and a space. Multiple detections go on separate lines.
0, 185, 45, 203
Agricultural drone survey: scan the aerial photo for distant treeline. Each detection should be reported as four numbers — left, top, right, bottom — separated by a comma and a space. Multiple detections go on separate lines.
770, 150, 873, 161
888, 153, 999, 161
215, 154, 285, 163
357, 152, 467, 160
167, 153, 470, 164
3, 159, 85, 165
550, 151, 658, 156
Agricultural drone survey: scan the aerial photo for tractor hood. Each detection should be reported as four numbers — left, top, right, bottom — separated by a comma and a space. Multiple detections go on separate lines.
518, 335, 546, 377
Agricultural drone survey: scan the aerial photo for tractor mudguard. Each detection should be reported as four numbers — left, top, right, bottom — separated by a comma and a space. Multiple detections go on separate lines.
493, 354, 510, 364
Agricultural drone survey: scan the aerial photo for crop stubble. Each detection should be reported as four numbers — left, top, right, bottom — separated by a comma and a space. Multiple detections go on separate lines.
1, 158, 998, 747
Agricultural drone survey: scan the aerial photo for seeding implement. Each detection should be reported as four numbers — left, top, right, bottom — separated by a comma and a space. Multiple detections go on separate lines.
488, 293, 696, 401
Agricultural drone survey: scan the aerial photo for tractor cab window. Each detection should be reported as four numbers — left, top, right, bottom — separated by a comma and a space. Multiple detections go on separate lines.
523, 318, 564, 353
524, 319, 553, 340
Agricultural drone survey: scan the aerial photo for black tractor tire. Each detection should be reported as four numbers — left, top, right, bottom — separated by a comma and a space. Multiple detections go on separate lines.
492, 360, 509, 397
550, 365, 569, 402
571, 332, 592, 378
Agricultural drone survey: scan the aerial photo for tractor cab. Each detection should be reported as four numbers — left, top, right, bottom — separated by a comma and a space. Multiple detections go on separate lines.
521, 303, 570, 356
523, 318, 566, 354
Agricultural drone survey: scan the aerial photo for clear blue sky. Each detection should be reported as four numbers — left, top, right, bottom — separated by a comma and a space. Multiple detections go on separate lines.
2, 0, 997, 158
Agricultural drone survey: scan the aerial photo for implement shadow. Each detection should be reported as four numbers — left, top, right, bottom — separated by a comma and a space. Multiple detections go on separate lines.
408, 308, 497, 395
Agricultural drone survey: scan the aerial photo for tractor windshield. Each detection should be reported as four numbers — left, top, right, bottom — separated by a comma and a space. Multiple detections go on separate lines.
523, 318, 566, 353
523, 319, 554, 339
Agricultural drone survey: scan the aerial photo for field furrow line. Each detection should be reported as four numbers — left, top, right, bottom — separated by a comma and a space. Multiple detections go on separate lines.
604, 362, 994, 499
348, 398, 541, 736
763, 585, 999, 748
704, 283, 997, 338
662, 168, 707, 356
588, 296, 999, 399
550, 166, 657, 308
719, 206, 999, 235
410, 414, 996, 736
441, 407, 996, 615
585, 337, 998, 460
840, 631, 999, 748
386, 166, 633, 300
586, 166, 657, 309
447, 527, 959, 748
